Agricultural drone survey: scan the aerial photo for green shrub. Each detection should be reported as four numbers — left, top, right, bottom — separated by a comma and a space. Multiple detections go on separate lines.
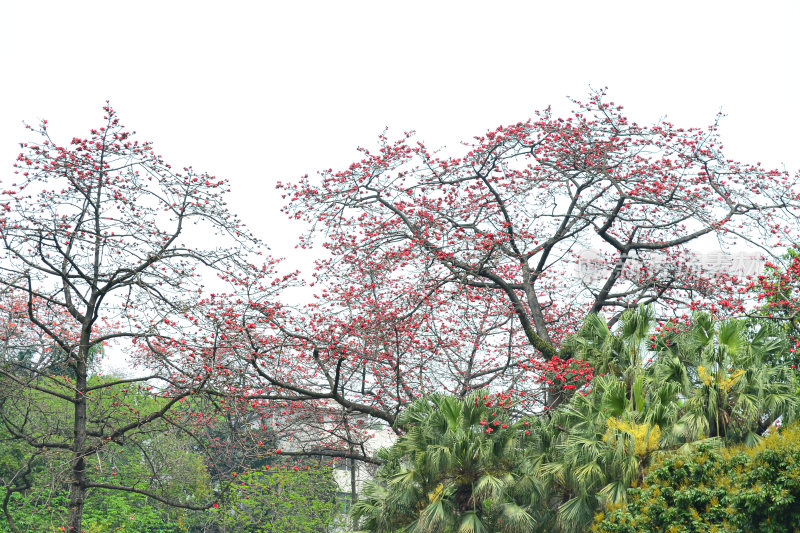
593, 423, 800, 532
212, 466, 341, 533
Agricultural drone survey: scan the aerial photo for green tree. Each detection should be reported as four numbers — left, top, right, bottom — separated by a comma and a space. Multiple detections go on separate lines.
672, 314, 797, 444
529, 307, 679, 530
0, 377, 214, 532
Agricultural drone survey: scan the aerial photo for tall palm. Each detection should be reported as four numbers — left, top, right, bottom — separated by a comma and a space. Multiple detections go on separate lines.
352, 393, 537, 533
536, 307, 687, 531
676, 314, 798, 444
533, 372, 679, 532
564, 306, 655, 402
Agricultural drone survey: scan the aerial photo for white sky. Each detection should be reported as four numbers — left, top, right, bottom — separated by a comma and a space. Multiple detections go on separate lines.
1, 0, 798, 272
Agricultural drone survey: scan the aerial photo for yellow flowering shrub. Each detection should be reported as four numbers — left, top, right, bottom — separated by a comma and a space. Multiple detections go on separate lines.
593, 422, 800, 532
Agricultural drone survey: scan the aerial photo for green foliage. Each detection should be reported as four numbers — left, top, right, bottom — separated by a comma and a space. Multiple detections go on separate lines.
353, 307, 800, 533
593, 422, 800, 532
676, 313, 797, 443
82, 491, 196, 533
0, 371, 345, 532
0, 485, 197, 533
529, 306, 798, 532
527, 307, 679, 531
213, 466, 341, 533
352, 392, 538, 533
0, 376, 214, 532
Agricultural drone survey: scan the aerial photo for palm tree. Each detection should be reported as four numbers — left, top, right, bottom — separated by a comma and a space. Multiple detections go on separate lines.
532, 373, 678, 532
352, 393, 537, 533
676, 314, 798, 444
354, 308, 799, 533
535, 307, 799, 532
563, 306, 655, 400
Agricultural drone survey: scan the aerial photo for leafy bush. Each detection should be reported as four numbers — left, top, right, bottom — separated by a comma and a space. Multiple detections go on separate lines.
212, 466, 342, 533
593, 423, 800, 532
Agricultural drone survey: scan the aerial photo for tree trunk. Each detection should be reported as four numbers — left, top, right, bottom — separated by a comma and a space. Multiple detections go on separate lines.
67, 350, 88, 532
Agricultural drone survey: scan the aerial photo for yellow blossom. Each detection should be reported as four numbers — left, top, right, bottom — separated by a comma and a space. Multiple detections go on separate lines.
720, 369, 745, 391
604, 417, 661, 455
697, 365, 713, 386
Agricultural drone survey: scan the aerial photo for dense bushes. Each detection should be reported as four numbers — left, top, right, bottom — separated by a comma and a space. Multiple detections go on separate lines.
593, 423, 800, 532
213, 467, 341, 533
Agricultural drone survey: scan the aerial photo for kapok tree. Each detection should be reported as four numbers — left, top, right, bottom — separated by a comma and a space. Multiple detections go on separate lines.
0, 106, 269, 532
274, 90, 800, 414
744, 247, 800, 362
199, 257, 593, 477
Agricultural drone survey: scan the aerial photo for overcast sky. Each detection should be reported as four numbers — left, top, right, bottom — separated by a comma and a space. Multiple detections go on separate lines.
1, 1, 798, 268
